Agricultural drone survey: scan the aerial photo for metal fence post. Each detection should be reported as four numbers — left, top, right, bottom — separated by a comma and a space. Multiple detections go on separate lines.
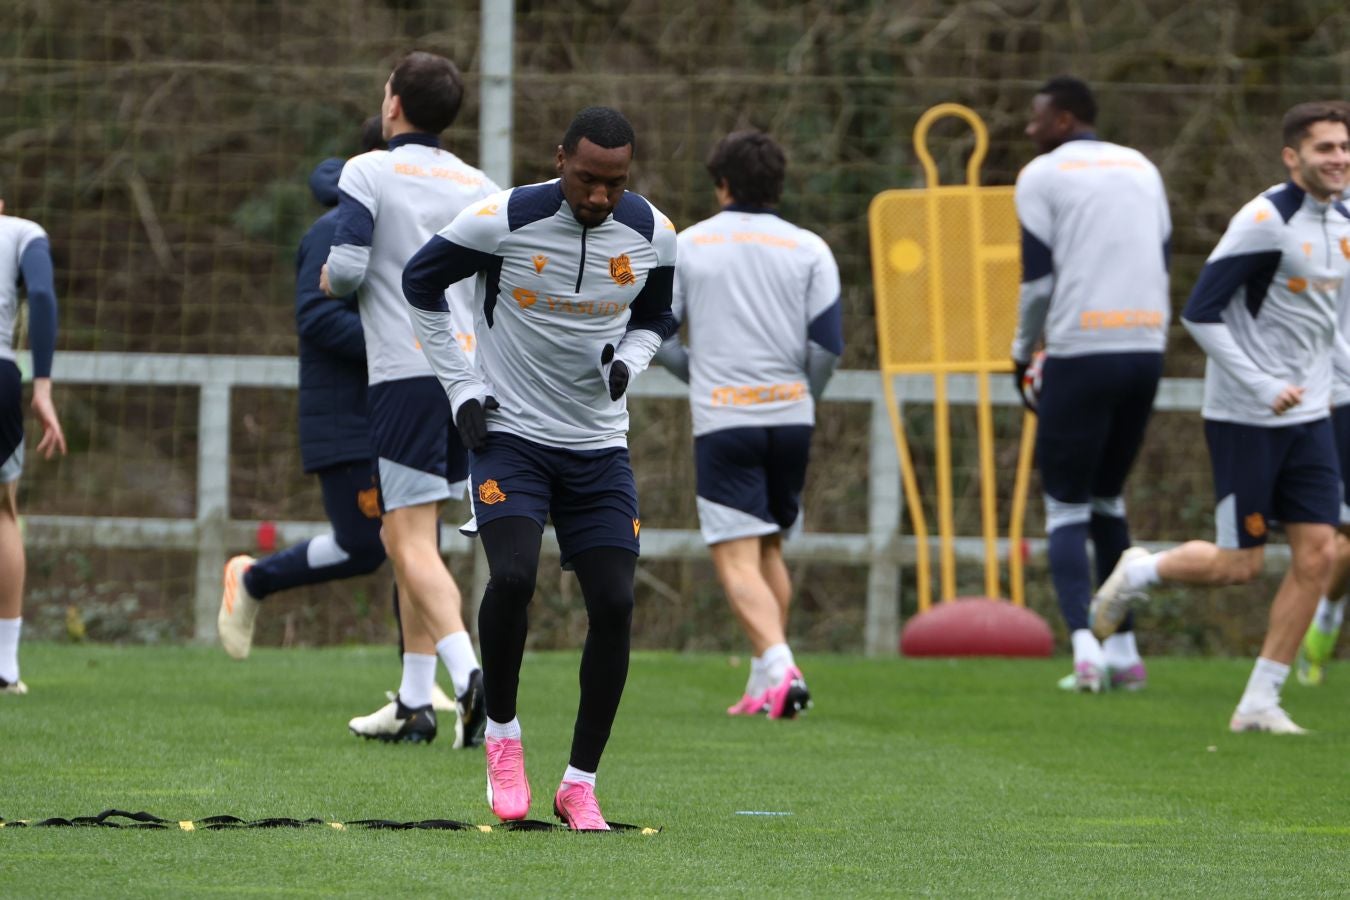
864, 395, 902, 656
194, 382, 231, 643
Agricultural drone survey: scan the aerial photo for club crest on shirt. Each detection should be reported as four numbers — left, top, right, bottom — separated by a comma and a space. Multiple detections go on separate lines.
532, 254, 549, 274
609, 254, 636, 286
1244, 512, 1266, 538
358, 487, 381, 519
478, 479, 507, 505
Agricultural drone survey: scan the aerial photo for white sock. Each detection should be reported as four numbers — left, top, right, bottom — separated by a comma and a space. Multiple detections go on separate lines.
397, 653, 437, 710
762, 643, 795, 685
562, 765, 596, 787
1124, 553, 1162, 589
0, 617, 20, 684
1314, 596, 1347, 633
485, 716, 521, 741
1103, 631, 1141, 668
435, 631, 480, 697
1236, 657, 1289, 715
1070, 629, 1104, 667
746, 656, 767, 696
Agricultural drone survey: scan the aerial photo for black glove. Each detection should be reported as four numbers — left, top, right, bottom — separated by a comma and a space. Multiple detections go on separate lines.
1012, 359, 1035, 413
455, 395, 499, 451
601, 343, 630, 401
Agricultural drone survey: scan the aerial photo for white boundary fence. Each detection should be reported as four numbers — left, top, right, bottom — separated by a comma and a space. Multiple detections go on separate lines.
20, 351, 1213, 655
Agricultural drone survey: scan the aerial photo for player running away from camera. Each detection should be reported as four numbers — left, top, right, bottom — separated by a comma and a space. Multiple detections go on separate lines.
1091, 102, 1350, 734
402, 107, 676, 830
652, 130, 841, 719
224, 52, 498, 747
1011, 77, 1171, 694
0, 189, 67, 696
216, 120, 463, 722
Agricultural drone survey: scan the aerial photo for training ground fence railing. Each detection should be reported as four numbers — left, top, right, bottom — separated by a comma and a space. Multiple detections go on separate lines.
18, 351, 1231, 656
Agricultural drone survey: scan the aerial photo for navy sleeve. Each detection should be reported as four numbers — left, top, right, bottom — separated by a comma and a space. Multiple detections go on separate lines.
1019, 226, 1053, 283
296, 219, 364, 363
1182, 251, 1282, 323
625, 264, 677, 340
403, 235, 498, 313
332, 190, 375, 248
19, 238, 57, 378
807, 296, 844, 355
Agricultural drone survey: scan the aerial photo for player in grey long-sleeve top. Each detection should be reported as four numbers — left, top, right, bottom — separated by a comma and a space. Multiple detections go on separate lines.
0, 191, 67, 696
1092, 101, 1350, 734
654, 130, 841, 720
403, 106, 676, 831
1012, 77, 1171, 695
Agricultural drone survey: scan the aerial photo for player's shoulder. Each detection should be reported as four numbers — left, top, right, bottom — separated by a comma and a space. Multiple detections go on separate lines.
1233, 183, 1298, 230
612, 190, 674, 245
341, 149, 389, 176
0, 215, 48, 248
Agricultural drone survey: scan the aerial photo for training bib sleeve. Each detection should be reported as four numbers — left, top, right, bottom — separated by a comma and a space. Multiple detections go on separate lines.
326, 156, 380, 297
403, 194, 508, 417
612, 211, 677, 380
19, 237, 57, 378
1011, 161, 1055, 363
1181, 198, 1286, 409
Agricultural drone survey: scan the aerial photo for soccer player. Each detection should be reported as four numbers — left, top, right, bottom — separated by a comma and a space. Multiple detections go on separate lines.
653, 130, 841, 718
1091, 101, 1350, 734
1011, 77, 1171, 693
218, 119, 389, 650
402, 107, 676, 830
312, 53, 497, 745
0, 189, 67, 695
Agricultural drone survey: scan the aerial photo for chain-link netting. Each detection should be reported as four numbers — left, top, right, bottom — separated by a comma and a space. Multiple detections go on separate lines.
5, 0, 1347, 651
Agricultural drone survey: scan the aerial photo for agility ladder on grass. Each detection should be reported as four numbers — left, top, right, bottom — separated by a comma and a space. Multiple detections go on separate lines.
0, 809, 659, 834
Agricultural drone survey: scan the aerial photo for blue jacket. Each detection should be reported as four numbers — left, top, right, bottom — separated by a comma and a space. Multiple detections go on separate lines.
295, 158, 370, 473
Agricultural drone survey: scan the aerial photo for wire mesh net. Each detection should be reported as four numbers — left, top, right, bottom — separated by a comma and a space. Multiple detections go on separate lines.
4, 0, 1343, 650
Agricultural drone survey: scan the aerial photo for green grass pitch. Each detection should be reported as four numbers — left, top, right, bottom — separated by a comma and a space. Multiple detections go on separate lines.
2, 644, 1348, 896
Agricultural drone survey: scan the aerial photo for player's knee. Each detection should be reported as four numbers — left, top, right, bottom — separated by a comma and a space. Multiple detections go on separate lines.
1218, 549, 1264, 584
1044, 496, 1090, 533
584, 585, 633, 630
1090, 495, 1126, 519
1294, 534, 1337, 583
345, 543, 386, 575
488, 560, 537, 605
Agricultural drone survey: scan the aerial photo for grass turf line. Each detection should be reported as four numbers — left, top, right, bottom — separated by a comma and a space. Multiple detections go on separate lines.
2, 644, 1348, 896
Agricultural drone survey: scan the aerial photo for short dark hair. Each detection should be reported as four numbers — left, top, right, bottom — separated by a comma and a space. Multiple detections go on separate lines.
705, 130, 787, 206
389, 51, 463, 134
359, 115, 386, 153
562, 107, 636, 155
1037, 76, 1097, 126
1282, 101, 1349, 150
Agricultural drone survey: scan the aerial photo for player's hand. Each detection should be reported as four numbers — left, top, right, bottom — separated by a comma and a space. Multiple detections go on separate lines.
1271, 384, 1304, 415
319, 263, 335, 298
30, 378, 67, 459
455, 395, 499, 451
1012, 358, 1035, 413
600, 344, 630, 401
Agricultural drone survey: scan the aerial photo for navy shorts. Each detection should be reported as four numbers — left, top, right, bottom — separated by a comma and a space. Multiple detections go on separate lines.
0, 360, 22, 484
1035, 352, 1162, 503
694, 425, 812, 545
317, 461, 385, 559
1333, 404, 1350, 523
469, 432, 639, 564
367, 376, 468, 513
1205, 417, 1341, 548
